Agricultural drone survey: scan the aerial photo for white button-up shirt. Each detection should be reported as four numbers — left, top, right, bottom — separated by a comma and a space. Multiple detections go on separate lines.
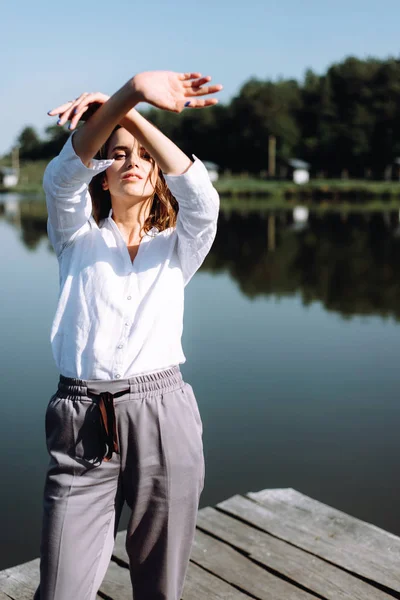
44, 135, 219, 380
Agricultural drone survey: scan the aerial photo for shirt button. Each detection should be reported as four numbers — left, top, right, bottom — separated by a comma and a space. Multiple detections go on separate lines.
127, 296, 132, 300
118, 344, 123, 349
125, 323, 129, 327
116, 374, 121, 379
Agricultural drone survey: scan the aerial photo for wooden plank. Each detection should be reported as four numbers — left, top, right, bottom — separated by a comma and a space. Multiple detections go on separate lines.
218, 494, 400, 593
112, 530, 129, 565
250, 488, 400, 556
183, 562, 251, 600
98, 559, 132, 600
116, 528, 314, 599
0, 592, 17, 600
110, 537, 250, 600
197, 506, 394, 600
0, 559, 39, 599
0, 558, 105, 600
3, 487, 400, 600
191, 527, 315, 600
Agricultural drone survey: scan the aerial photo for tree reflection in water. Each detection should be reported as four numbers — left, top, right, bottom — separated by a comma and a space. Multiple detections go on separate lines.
205, 210, 400, 320
3, 198, 400, 320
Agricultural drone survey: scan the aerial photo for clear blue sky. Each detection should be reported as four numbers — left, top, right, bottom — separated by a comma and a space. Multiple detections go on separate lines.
1, 0, 399, 154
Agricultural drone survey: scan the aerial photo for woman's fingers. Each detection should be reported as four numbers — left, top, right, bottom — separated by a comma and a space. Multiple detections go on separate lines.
181, 74, 223, 98
68, 106, 89, 130
47, 100, 74, 116
187, 83, 223, 97
57, 93, 90, 126
179, 74, 222, 110
183, 75, 212, 88
57, 109, 74, 126
67, 93, 108, 128
47, 92, 109, 128
48, 92, 91, 117
179, 72, 202, 81
185, 98, 219, 109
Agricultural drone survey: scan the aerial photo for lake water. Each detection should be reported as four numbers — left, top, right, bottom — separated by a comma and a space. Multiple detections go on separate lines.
1, 195, 400, 570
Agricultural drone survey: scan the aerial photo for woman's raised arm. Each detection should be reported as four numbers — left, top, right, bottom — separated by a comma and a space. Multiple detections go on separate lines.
48, 72, 222, 168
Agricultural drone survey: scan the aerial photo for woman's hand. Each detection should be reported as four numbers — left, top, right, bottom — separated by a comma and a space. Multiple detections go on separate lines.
131, 71, 223, 112
48, 72, 223, 130
47, 92, 110, 131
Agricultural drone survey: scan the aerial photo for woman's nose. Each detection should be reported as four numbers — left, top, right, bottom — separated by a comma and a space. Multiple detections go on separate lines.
127, 152, 140, 169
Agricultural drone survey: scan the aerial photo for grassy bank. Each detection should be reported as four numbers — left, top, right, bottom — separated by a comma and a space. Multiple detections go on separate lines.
0, 160, 47, 193
1, 161, 400, 201
216, 175, 400, 200
3, 195, 400, 218
219, 197, 400, 214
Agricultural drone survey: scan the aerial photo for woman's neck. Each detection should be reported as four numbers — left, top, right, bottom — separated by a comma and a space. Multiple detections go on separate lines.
111, 197, 152, 244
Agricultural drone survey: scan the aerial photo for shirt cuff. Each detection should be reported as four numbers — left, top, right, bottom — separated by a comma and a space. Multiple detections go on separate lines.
163, 155, 213, 199
57, 133, 114, 183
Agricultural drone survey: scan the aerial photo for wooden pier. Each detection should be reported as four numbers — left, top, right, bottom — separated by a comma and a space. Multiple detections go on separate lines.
1, 487, 400, 599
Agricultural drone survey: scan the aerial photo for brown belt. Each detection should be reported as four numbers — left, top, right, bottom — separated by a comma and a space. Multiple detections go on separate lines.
58, 367, 183, 463
97, 390, 127, 461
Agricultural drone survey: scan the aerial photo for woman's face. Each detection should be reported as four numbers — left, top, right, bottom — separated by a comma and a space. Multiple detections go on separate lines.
103, 128, 158, 202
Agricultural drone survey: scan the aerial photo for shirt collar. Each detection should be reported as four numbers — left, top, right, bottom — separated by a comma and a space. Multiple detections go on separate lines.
107, 209, 159, 236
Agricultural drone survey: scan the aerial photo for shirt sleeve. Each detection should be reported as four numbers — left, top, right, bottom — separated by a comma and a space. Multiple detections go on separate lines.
163, 155, 219, 285
43, 133, 114, 257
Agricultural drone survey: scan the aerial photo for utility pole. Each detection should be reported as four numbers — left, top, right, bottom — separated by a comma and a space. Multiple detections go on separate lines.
268, 135, 276, 178
12, 145, 20, 174
268, 212, 276, 252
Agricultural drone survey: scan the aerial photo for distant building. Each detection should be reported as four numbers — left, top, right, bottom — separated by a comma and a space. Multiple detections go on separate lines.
292, 206, 309, 232
0, 167, 19, 188
287, 159, 310, 185
202, 161, 219, 182
293, 206, 309, 224
392, 158, 400, 181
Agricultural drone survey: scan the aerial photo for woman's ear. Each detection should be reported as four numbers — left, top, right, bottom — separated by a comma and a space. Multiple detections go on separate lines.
101, 175, 109, 191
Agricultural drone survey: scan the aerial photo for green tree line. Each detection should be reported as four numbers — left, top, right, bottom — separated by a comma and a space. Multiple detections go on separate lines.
9, 55, 400, 179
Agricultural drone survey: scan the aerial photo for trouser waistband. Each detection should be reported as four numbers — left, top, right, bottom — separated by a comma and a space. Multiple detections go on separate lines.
57, 366, 183, 461
58, 366, 183, 398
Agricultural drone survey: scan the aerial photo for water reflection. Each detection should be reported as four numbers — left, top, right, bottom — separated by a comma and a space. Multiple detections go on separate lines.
0, 195, 49, 250
207, 209, 400, 320
2, 194, 400, 568
2, 195, 400, 319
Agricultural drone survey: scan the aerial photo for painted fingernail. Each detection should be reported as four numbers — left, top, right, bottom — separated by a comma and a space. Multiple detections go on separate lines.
47, 110, 52, 115
57, 118, 62, 125
185, 101, 191, 107
73, 108, 78, 115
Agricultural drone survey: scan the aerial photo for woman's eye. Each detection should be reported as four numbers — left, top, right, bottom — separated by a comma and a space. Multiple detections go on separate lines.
140, 148, 151, 160
114, 153, 126, 160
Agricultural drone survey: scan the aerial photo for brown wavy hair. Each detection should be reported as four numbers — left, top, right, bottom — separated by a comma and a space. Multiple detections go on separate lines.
89, 125, 179, 233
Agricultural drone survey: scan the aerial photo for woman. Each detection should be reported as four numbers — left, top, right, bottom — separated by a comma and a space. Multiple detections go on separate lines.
34, 70, 222, 600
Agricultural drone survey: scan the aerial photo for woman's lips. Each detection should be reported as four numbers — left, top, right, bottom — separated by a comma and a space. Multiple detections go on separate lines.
122, 173, 142, 181
122, 175, 142, 181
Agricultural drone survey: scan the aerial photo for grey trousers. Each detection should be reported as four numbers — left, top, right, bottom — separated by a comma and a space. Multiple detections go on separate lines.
34, 366, 204, 600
